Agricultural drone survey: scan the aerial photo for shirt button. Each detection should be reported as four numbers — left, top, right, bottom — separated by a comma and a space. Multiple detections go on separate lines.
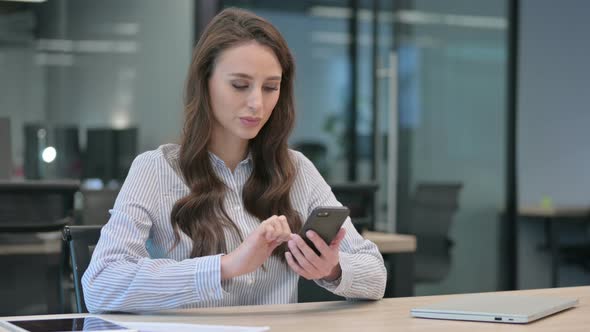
247, 277, 254, 285
233, 205, 240, 211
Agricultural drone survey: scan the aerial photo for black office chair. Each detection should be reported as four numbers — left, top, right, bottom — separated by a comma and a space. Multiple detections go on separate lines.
0, 181, 79, 233
62, 225, 102, 313
0, 180, 78, 315
410, 182, 462, 283
79, 188, 119, 225
292, 141, 330, 178
0, 117, 12, 179
331, 182, 379, 233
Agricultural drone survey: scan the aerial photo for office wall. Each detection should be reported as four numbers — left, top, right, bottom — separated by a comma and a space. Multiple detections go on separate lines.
518, 0, 590, 288
408, 3, 508, 295
0, 48, 46, 171
518, 0, 590, 207
0, 0, 192, 174
412, 53, 507, 295
49, 0, 192, 152
259, 4, 511, 295
254, 10, 355, 182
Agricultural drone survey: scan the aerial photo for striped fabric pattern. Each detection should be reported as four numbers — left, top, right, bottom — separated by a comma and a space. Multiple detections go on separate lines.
82, 144, 386, 313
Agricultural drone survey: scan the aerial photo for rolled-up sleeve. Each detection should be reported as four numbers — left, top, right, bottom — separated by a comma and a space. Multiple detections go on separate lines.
82, 152, 225, 313
296, 152, 387, 300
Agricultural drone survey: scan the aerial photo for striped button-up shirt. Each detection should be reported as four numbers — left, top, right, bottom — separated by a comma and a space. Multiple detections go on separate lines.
83, 144, 386, 313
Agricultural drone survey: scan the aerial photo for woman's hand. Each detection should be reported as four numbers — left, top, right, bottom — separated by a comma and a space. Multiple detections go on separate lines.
285, 228, 346, 281
221, 215, 291, 280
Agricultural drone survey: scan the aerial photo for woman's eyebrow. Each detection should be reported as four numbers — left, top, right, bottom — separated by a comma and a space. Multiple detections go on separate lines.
229, 73, 281, 81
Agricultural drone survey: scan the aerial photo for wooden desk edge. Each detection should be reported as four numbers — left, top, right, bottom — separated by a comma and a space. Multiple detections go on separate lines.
519, 206, 590, 219
2, 286, 588, 332
363, 231, 417, 254
0, 242, 62, 255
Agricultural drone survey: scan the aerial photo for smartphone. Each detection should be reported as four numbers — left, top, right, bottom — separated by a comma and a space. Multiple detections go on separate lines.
299, 206, 350, 255
0, 316, 137, 332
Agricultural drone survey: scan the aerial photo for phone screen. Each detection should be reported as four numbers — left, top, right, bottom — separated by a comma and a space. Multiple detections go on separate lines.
7, 317, 132, 332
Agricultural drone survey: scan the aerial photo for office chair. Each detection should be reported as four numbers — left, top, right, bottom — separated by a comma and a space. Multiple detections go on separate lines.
298, 278, 345, 303
62, 225, 102, 313
0, 180, 79, 314
79, 188, 119, 225
331, 182, 379, 233
0, 118, 12, 179
0, 181, 79, 231
558, 220, 590, 273
292, 141, 330, 178
409, 182, 463, 283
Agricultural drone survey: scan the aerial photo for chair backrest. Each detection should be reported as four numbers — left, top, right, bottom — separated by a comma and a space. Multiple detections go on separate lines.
80, 188, 119, 225
0, 117, 11, 179
410, 182, 463, 237
331, 182, 379, 232
0, 181, 79, 233
292, 141, 329, 177
62, 225, 102, 313
410, 182, 462, 283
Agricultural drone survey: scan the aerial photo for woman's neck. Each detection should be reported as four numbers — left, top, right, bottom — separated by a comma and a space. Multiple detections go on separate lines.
208, 134, 249, 172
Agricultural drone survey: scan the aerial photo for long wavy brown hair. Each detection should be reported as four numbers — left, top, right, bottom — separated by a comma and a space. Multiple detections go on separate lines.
170, 8, 302, 260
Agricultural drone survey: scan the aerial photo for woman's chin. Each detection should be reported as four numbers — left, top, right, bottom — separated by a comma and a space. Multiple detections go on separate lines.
238, 128, 261, 140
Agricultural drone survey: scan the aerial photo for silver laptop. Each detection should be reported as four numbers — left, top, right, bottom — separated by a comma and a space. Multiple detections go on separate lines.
411, 293, 578, 324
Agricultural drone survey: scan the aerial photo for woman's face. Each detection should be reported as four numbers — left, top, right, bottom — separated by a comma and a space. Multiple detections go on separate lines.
208, 41, 282, 144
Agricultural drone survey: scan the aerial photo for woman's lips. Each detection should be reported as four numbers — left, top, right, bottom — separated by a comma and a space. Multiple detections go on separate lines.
240, 117, 261, 127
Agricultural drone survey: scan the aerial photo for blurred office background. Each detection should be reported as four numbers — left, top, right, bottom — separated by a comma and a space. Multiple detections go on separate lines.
1, 0, 589, 315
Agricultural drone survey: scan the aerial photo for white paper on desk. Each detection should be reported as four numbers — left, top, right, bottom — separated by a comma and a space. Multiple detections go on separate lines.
116, 321, 269, 332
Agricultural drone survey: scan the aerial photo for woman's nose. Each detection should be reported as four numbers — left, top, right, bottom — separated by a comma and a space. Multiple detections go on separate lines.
247, 88, 263, 111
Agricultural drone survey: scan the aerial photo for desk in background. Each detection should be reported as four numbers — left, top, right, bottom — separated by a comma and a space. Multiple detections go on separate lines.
364, 231, 416, 297
2, 286, 588, 332
0, 241, 61, 256
519, 206, 590, 287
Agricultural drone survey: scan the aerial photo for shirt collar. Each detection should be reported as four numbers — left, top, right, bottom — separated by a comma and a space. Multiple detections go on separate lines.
208, 151, 253, 168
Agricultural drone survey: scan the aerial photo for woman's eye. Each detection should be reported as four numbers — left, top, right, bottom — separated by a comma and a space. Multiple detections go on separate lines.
232, 83, 248, 90
264, 86, 279, 91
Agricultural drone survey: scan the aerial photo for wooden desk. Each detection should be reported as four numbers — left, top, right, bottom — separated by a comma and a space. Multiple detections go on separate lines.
519, 206, 590, 287
2, 286, 588, 332
364, 231, 416, 298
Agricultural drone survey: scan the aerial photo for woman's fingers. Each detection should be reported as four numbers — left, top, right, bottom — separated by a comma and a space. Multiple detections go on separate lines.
277, 215, 292, 241
285, 252, 314, 280
263, 216, 278, 242
305, 230, 330, 255
261, 215, 292, 243
287, 236, 320, 277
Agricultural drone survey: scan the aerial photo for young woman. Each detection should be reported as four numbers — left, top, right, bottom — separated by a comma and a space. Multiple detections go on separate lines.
83, 8, 386, 313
